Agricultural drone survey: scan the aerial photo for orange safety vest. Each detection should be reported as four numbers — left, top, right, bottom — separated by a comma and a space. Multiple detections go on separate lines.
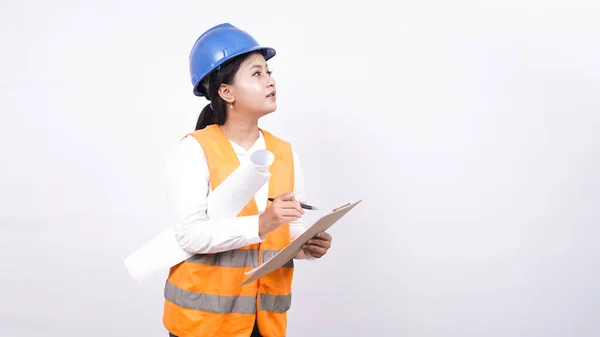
163, 124, 295, 337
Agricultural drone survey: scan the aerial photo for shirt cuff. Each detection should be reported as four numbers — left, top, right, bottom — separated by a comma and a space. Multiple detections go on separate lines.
238, 215, 263, 244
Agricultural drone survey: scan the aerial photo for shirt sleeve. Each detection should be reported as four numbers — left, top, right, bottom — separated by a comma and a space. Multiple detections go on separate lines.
165, 135, 263, 255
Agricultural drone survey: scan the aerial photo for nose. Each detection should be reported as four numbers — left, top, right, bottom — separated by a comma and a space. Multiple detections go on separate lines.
266, 75, 275, 88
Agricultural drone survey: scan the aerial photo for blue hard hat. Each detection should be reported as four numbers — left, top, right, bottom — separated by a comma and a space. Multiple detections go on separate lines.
189, 23, 276, 97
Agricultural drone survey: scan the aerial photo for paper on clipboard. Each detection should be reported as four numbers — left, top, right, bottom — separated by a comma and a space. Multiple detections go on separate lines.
240, 200, 362, 286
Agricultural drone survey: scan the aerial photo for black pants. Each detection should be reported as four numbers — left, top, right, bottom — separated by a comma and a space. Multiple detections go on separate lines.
169, 319, 262, 337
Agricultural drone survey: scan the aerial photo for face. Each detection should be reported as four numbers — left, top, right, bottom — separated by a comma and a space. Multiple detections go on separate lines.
221, 52, 277, 118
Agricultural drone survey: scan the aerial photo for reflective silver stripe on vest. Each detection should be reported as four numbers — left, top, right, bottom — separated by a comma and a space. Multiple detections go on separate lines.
186, 249, 259, 267
260, 293, 292, 312
262, 250, 294, 268
165, 282, 292, 313
185, 249, 295, 268
165, 282, 256, 314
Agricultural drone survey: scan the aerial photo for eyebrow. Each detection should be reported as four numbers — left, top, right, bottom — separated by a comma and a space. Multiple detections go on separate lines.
249, 64, 268, 70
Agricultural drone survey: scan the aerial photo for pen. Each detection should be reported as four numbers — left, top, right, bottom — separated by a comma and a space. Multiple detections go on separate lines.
267, 198, 319, 210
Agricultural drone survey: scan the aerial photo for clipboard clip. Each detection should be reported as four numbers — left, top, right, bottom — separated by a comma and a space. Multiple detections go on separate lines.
332, 203, 352, 212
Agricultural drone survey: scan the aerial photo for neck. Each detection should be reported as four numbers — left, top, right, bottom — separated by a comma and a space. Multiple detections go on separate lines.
219, 114, 260, 150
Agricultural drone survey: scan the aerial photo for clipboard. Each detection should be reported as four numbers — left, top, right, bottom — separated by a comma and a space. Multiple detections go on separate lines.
241, 200, 362, 286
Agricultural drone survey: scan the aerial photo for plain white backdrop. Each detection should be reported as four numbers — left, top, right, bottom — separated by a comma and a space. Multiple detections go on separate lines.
1, 0, 599, 336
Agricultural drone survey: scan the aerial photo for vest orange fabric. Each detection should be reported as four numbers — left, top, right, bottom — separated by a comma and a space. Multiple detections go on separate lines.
163, 124, 295, 337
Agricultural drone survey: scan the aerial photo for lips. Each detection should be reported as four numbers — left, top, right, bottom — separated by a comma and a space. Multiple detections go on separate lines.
266, 91, 276, 98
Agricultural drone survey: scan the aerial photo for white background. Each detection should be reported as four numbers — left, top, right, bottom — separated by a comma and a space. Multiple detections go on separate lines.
1, 0, 599, 336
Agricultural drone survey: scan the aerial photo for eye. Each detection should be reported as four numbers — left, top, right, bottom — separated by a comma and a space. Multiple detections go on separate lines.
253, 70, 273, 77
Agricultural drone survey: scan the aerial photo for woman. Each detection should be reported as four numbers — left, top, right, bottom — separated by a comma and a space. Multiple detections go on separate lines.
163, 23, 333, 337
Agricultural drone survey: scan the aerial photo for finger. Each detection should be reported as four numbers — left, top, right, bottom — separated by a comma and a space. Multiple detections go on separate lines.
294, 201, 305, 215
280, 208, 303, 219
275, 201, 304, 216
279, 200, 303, 210
278, 200, 304, 215
278, 202, 304, 214
317, 232, 331, 241
280, 214, 302, 222
306, 238, 331, 249
302, 244, 327, 257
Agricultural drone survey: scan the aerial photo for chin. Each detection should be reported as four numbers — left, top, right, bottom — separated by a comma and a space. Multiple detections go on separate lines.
262, 105, 277, 115
259, 110, 275, 118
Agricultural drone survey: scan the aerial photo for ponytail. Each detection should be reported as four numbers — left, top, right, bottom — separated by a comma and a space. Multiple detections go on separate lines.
195, 104, 215, 130
195, 101, 227, 131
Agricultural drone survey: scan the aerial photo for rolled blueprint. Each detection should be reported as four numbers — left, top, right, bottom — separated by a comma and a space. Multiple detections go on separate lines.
206, 149, 274, 219
124, 149, 275, 285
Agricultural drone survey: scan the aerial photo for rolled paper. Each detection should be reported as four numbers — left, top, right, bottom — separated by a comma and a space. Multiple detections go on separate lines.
123, 226, 189, 285
206, 149, 274, 219
124, 149, 275, 285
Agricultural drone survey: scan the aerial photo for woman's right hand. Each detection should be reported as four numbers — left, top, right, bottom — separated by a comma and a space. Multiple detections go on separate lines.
259, 192, 304, 238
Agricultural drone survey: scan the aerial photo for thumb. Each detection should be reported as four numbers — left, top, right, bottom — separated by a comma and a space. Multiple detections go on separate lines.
277, 192, 296, 201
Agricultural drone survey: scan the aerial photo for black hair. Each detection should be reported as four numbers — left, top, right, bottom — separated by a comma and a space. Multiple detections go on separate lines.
195, 51, 260, 130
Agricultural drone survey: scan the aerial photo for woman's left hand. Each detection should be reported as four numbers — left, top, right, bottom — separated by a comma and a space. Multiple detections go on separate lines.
301, 231, 332, 258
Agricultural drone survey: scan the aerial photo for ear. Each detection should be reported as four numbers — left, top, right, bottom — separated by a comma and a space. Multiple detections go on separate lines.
217, 84, 235, 104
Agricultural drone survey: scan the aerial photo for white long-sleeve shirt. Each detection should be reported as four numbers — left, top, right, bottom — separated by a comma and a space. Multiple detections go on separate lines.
165, 130, 312, 259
